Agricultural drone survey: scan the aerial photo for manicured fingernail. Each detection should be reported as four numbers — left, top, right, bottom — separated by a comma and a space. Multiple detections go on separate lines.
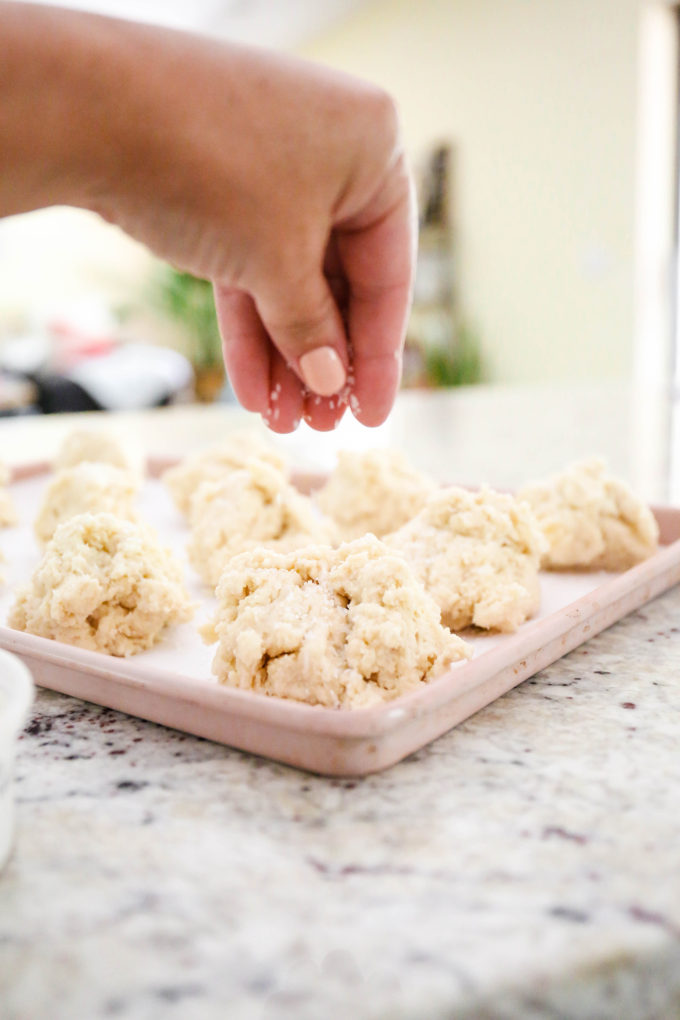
299, 346, 346, 396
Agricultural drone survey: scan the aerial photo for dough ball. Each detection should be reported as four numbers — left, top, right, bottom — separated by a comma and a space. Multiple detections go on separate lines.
315, 449, 435, 539
34, 462, 138, 545
54, 428, 134, 472
9, 512, 193, 656
386, 486, 546, 633
0, 462, 17, 528
187, 460, 338, 588
163, 430, 287, 516
517, 458, 659, 571
202, 534, 471, 708
0, 491, 17, 528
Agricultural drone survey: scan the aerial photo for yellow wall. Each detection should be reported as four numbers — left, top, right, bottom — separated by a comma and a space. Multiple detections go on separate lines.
299, 0, 644, 383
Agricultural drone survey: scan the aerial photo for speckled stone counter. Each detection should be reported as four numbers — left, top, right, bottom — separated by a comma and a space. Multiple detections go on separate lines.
1, 386, 680, 1019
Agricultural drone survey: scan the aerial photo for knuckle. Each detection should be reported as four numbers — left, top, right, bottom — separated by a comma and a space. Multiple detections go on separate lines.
274, 296, 336, 346
362, 85, 400, 143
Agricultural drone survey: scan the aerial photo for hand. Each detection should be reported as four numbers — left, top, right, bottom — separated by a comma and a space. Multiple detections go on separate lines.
0, 5, 416, 432
101, 35, 417, 433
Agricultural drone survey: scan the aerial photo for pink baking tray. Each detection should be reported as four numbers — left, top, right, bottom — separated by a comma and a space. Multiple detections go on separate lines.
1, 460, 679, 777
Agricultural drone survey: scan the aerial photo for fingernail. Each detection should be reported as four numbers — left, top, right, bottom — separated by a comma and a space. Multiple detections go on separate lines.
299, 346, 346, 396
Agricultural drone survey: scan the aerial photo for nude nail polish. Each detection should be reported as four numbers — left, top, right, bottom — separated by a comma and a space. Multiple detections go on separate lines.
299, 346, 346, 397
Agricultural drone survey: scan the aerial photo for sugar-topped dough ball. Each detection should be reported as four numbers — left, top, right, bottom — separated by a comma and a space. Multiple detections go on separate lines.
517, 458, 659, 571
9, 512, 193, 656
202, 534, 471, 708
315, 449, 435, 540
386, 486, 546, 633
54, 428, 134, 472
34, 462, 138, 545
0, 462, 17, 528
163, 430, 287, 516
188, 459, 338, 588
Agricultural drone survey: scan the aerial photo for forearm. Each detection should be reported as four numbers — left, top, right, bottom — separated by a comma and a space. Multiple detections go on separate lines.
0, 2, 115, 214
0, 3, 239, 220
0, 3, 394, 242
0, 3, 400, 250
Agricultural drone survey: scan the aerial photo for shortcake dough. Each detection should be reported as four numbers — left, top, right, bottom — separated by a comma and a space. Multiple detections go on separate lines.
54, 428, 133, 472
9, 512, 193, 656
34, 462, 138, 545
517, 458, 659, 571
386, 486, 546, 633
0, 462, 17, 528
202, 534, 471, 708
315, 449, 435, 539
187, 460, 338, 588
163, 430, 288, 516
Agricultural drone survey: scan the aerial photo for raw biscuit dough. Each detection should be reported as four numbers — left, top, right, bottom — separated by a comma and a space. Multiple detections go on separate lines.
386, 486, 546, 633
54, 428, 133, 472
0, 462, 17, 528
315, 449, 435, 539
202, 534, 471, 708
517, 458, 659, 571
34, 462, 138, 545
187, 460, 338, 588
163, 430, 288, 516
9, 512, 193, 656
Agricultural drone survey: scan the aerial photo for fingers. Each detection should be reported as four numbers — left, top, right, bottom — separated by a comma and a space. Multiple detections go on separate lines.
252, 268, 349, 398
215, 162, 415, 435
337, 164, 416, 426
214, 285, 270, 414
263, 349, 306, 434
214, 283, 306, 433
303, 391, 348, 432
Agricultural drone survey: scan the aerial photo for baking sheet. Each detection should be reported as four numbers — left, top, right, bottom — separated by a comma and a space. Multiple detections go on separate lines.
1, 463, 679, 776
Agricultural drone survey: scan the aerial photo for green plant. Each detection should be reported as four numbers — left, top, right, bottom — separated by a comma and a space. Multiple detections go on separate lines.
424, 322, 483, 387
152, 265, 223, 370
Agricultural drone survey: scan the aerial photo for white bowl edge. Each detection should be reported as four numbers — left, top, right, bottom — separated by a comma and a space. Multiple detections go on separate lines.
0, 649, 34, 738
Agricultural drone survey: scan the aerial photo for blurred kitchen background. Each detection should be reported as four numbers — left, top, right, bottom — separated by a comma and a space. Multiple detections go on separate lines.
0, 0, 678, 491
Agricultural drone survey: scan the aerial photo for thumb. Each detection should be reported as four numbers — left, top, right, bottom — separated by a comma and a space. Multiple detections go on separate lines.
253, 271, 348, 397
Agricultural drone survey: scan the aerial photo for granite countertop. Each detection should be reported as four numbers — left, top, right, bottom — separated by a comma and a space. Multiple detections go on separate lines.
1, 384, 679, 1019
